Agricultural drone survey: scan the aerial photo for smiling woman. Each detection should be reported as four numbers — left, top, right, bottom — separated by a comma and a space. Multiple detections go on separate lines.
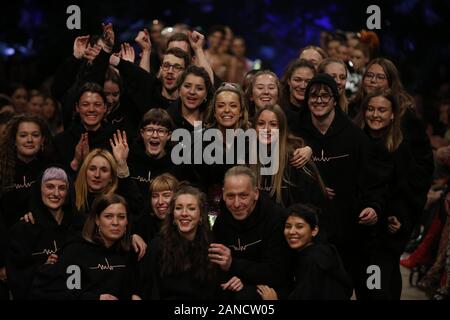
257, 203, 352, 300
7, 166, 78, 299
0, 114, 53, 228
135, 185, 219, 300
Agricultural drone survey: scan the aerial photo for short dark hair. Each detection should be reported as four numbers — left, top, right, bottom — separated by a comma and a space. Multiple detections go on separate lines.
76, 82, 106, 104
139, 108, 175, 131
287, 203, 320, 229
164, 47, 191, 68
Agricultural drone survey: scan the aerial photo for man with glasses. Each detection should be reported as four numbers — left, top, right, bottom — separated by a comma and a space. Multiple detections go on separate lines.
111, 47, 190, 112
293, 73, 386, 300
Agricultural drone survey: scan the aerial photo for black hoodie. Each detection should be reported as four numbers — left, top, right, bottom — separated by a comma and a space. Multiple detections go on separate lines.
288, 242, 353, 300
31, 239, 136, 300
128, 139, 182, 202
6, 165, 79, 299
294, 108, 386, 250
136, 235, 218, 300
213, 192, 290, 298
116, 59, 175, 113
0, 155, 51, 229
53, 122, 115, 169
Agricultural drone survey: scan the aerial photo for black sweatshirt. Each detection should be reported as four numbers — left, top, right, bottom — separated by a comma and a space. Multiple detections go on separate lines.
367, 132, 427, 255
283, 101, 307, 134
136, 235, 219, 300
293, 108, 386, 249
213, 192, 290, 297
288, 243, 352, 300
6, 166, 78, 299
116, 59, 175, 113
31, 239, 136, 300
0, 156, 51, 229
128, 140, 181, 201
259, 164, 326, 208
53, 122, 115, 169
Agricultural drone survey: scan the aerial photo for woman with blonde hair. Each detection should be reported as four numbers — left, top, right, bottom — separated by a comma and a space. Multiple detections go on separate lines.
133, 173, 179, 244
75, 149, 119, 214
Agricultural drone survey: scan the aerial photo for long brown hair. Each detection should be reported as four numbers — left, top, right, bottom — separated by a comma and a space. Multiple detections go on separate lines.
279, 59, 316, 110
356, 89, 403, 152
160, 185, 215, 282
251, 104, 327, 205
351, 57, 414, 118
0, 114, 52, 194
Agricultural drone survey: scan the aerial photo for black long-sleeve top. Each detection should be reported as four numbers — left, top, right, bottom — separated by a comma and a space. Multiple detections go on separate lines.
136, 235, 219, 300
213, 193, 290, 291
288, 243, 352, 300
293, 108, 387, 249
31, 239, 137, 300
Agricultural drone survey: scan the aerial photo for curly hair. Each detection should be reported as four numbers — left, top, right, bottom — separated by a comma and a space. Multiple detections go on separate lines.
159, 185, 215, 283
0, 114, 52, 194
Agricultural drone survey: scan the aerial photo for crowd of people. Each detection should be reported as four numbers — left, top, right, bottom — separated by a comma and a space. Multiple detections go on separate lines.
0, 19, 447, 301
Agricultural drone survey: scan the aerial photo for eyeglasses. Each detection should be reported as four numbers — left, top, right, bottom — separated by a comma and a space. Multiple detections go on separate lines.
365, 72, 387, 82
142, 127, 169, 136
161, 62, 184, 72
310, 93, 332, 103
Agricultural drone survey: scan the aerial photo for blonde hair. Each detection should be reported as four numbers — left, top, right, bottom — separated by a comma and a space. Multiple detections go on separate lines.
149, 173, 179, 193
205, 83, 249, 130
75, 149, 118, 211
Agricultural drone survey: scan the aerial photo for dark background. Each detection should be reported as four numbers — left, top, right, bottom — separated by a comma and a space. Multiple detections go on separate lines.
1, 0, 449, 109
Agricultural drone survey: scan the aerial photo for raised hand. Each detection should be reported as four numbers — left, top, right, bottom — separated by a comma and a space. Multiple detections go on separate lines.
135, 28, 151, 52
120, 43, 135, 63
73, 35, 90, 59
110, 130, 129, 166
100, 22, 115, 53
188, 30, 205, 52
72, 133, 89, 171
84, 44, 102, 65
